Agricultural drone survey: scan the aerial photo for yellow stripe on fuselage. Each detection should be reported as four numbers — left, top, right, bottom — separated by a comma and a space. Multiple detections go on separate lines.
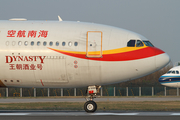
48, 46, 147, 55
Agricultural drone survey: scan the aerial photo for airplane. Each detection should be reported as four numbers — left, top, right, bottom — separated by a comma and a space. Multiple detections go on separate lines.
0, 18, 170, 112
159, 66, 180, 88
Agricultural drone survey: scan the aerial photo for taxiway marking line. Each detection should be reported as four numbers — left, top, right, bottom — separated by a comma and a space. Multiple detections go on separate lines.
0, 113, 30, 116
171, 113, 180, 115
91, 113, 139, 116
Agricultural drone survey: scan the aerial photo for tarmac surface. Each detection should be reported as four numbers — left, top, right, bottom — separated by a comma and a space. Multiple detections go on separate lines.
0, 97, 180, 119
0, 97, 179, 103
0, 111, 180, 120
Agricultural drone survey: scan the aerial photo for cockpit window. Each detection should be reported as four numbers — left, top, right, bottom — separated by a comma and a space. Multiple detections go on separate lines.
167, 70, 179, 74
143, 41, 154, 47
127, 40, 136, 47
136, 40, 144, 47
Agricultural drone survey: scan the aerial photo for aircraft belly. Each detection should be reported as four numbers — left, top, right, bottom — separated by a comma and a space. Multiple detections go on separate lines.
100, 56, 156, 85
64, 58, 102, 87
0, 55, 36, 87
78, 64, 101, 86
33, 57, 102, 87
162, 83, 178, 88
34, 57, 68, 85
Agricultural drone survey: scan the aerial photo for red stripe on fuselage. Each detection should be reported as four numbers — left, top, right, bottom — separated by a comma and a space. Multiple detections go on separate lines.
49, 47, 164, 61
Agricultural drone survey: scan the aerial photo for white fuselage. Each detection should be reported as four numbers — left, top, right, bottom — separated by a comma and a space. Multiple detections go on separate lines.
0, 20, 170, 88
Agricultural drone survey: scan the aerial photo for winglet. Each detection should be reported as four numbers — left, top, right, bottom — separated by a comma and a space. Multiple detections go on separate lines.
58, 15, 63, 21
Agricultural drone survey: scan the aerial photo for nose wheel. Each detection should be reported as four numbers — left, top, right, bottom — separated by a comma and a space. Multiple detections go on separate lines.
84, 85, 101, 113
84, 101, 97, 113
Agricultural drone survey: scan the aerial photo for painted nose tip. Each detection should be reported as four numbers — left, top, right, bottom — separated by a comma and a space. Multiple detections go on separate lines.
158, 76, 164, 83
156, 53, 170, 70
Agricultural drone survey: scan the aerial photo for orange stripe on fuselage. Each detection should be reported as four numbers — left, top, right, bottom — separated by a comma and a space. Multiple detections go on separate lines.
49, 46, 147, 55
48, 47, 164, 61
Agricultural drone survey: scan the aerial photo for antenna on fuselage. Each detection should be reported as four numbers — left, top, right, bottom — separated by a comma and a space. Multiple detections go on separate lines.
58, 15, 63, 21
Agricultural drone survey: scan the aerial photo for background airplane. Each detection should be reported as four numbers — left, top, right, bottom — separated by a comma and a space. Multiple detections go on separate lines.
0, 18, 170, 112
159, 66, 180, 88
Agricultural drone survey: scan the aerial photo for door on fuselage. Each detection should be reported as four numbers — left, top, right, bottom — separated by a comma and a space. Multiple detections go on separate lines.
86, 31, 102, 58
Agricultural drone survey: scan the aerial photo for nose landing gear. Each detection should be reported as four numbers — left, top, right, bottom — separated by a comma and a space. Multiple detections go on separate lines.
84, 101, 97, 112
84, 85, 101, 113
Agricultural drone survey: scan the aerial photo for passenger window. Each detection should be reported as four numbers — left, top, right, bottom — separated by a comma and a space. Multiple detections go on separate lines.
12, 41, 16, 46
127, 40, 135, 47
62, 42, 66, 46
18, 41, 22, 46
176, 71, 179, 74
6, 41, 9, 46
49, 41, 53, 46
43, 41, 47, 46
74, 42, 78, 46
31, 41, 34, 46
56, 42, 59, 46
37, 41, 40, 46
172, 71, 175, 74
68, 42, 72, 46
24, 41, 28, 46
136, 40, 144, 47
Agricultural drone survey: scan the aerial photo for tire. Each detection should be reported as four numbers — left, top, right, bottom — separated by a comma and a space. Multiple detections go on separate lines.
84, 101, 97, 113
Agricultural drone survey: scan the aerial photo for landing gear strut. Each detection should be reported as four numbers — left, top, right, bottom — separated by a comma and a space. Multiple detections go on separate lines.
84, 85, 101, 113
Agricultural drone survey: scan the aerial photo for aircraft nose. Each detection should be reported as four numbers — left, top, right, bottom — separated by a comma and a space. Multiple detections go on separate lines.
158, 76, 164, 83
156, 53, 170, 70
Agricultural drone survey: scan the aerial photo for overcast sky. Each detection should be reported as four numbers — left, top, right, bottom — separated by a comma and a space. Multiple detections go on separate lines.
0, 0, 179, 63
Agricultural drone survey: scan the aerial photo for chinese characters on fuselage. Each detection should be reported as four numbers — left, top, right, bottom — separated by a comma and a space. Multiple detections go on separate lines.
7, 30, 48, 38
6, 29, 48, 70
9, 64, 43, 70
6, 56, 46, 70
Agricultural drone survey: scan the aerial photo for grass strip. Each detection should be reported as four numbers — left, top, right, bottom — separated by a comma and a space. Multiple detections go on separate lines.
0, 101, 180, 111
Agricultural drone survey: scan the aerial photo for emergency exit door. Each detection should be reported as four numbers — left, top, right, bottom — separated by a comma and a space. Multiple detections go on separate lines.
86, 31, 102, 58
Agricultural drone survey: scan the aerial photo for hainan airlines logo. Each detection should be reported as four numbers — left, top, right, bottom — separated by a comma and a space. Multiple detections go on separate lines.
5, 56, 46, 70
7, 30, 48, 38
